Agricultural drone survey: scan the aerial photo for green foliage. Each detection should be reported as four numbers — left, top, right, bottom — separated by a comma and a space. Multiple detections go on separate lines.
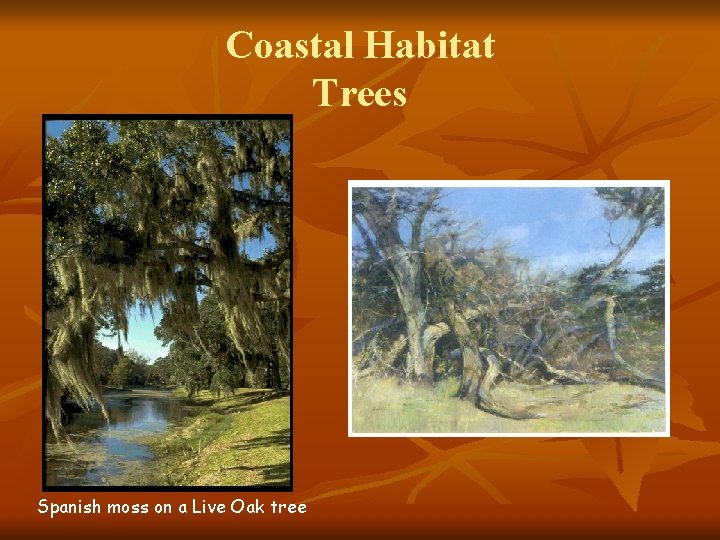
151, 356, 173, 386
45, 119, 291, 436
109, 356, 133, 390
628, 260, 665, 322
568, 264, 630, 298
352, 256, 402, 346
92, 340, 119, 385
595, 187, 664, 226
210, 365, 240, 399
166, 343, 208, 398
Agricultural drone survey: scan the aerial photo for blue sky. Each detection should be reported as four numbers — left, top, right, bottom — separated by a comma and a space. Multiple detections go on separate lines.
353, 185, 666, 278
46, 120, 71, 138
441, 187, 665, 274
95, 302, 169, 361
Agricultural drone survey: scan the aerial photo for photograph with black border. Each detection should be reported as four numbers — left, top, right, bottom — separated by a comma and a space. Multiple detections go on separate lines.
43, 115, 292, 490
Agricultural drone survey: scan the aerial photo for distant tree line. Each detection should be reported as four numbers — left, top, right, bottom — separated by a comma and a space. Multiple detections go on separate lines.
92, 342, 165, 389
154, 291, 288, 398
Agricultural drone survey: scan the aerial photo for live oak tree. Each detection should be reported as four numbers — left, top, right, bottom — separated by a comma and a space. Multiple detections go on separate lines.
156, 291, 280, 396
45, 119, 290, 437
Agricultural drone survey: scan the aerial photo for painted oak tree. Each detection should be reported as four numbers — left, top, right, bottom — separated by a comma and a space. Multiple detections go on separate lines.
352, 187, 528, 417
352, 186, 665, 420
45, 119, 291, 437
352, 188, 441, 383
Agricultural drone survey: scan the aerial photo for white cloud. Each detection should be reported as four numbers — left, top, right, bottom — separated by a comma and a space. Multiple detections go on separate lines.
493, 223, 532, 246
533, 247, 617, 273
532, 241, 665, 275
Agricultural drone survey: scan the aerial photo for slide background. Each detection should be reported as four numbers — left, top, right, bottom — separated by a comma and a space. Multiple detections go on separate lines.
2, 2, 720, 537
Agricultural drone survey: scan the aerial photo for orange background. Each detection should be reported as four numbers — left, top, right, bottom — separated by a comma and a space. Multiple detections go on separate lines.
2, 3, 720, 537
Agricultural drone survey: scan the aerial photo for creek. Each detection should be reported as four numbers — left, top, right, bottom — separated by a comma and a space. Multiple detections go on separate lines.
45, 388, 192, 486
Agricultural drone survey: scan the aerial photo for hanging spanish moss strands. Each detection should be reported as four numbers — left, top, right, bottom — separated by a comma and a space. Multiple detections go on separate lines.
46, 119, 291, 439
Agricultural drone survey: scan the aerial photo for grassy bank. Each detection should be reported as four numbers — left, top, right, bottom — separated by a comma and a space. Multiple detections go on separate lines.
138, 388, 290, 487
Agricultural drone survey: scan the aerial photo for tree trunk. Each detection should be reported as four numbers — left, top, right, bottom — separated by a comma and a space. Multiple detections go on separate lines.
268, 358, 282, 389
544, 205, 656, 360
449, 308, 534, 419
474, 349, 536, 419
353, 188, 440, 383
476, 352, 501, 410
452, 311, 482, 399
604, 297, 664, 391
392, 246, 433, 382
238, 350, 266, 388
398, 290, 432, 382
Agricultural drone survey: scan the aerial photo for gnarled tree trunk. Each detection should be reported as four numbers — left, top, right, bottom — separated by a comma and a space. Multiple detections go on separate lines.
352, 188, 440, 383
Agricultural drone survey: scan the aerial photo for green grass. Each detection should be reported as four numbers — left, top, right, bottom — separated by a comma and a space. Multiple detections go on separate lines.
353, 376, 665, 434
137, 389, 290, 487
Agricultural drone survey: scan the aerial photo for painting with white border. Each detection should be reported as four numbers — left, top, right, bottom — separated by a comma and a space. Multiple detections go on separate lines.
349, 180, 669, 437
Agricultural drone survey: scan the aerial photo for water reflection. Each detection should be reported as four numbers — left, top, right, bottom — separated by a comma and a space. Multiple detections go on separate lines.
45, 390, 190, 486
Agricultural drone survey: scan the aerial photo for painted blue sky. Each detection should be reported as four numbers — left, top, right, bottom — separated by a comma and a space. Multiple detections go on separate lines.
441, 187, 665, 274
352, 185, 666, 279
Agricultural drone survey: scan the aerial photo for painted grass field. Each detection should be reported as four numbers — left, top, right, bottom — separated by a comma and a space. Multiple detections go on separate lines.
352, 376, 665, 435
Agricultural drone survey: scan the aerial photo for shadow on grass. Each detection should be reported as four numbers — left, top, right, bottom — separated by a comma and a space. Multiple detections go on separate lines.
223, 428, 290, 485
220, 462, 290, 485
231, 428, 290, 451
220, 391, 290, 415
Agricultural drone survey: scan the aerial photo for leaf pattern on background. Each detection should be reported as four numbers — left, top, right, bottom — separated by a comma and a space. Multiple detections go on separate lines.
183, 37, 429, 235
66, 83, 102, 114
183, 36, 253, 113
23, 305, 40, 326
671, 372, 705, 432
0, 306, 41, 420
256, 52, 429, 236
581, 438, 661, 510
555, 437, 720, 507
0, 198, 42, 214
296, 436, 720, 508
299, 439, 519, 505
672, 280, 720, 311
0, 115, 40, 216
405, 37, 720, 180
0, 375, 41, 422
0, 26, 718, 515
296, 35, 720, 510
0, 219, 42, 423
294, 318, 314, 333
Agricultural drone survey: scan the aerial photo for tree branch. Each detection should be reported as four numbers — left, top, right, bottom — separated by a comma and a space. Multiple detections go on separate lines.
411, 188, 441, 251
232, 189, 290, 209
